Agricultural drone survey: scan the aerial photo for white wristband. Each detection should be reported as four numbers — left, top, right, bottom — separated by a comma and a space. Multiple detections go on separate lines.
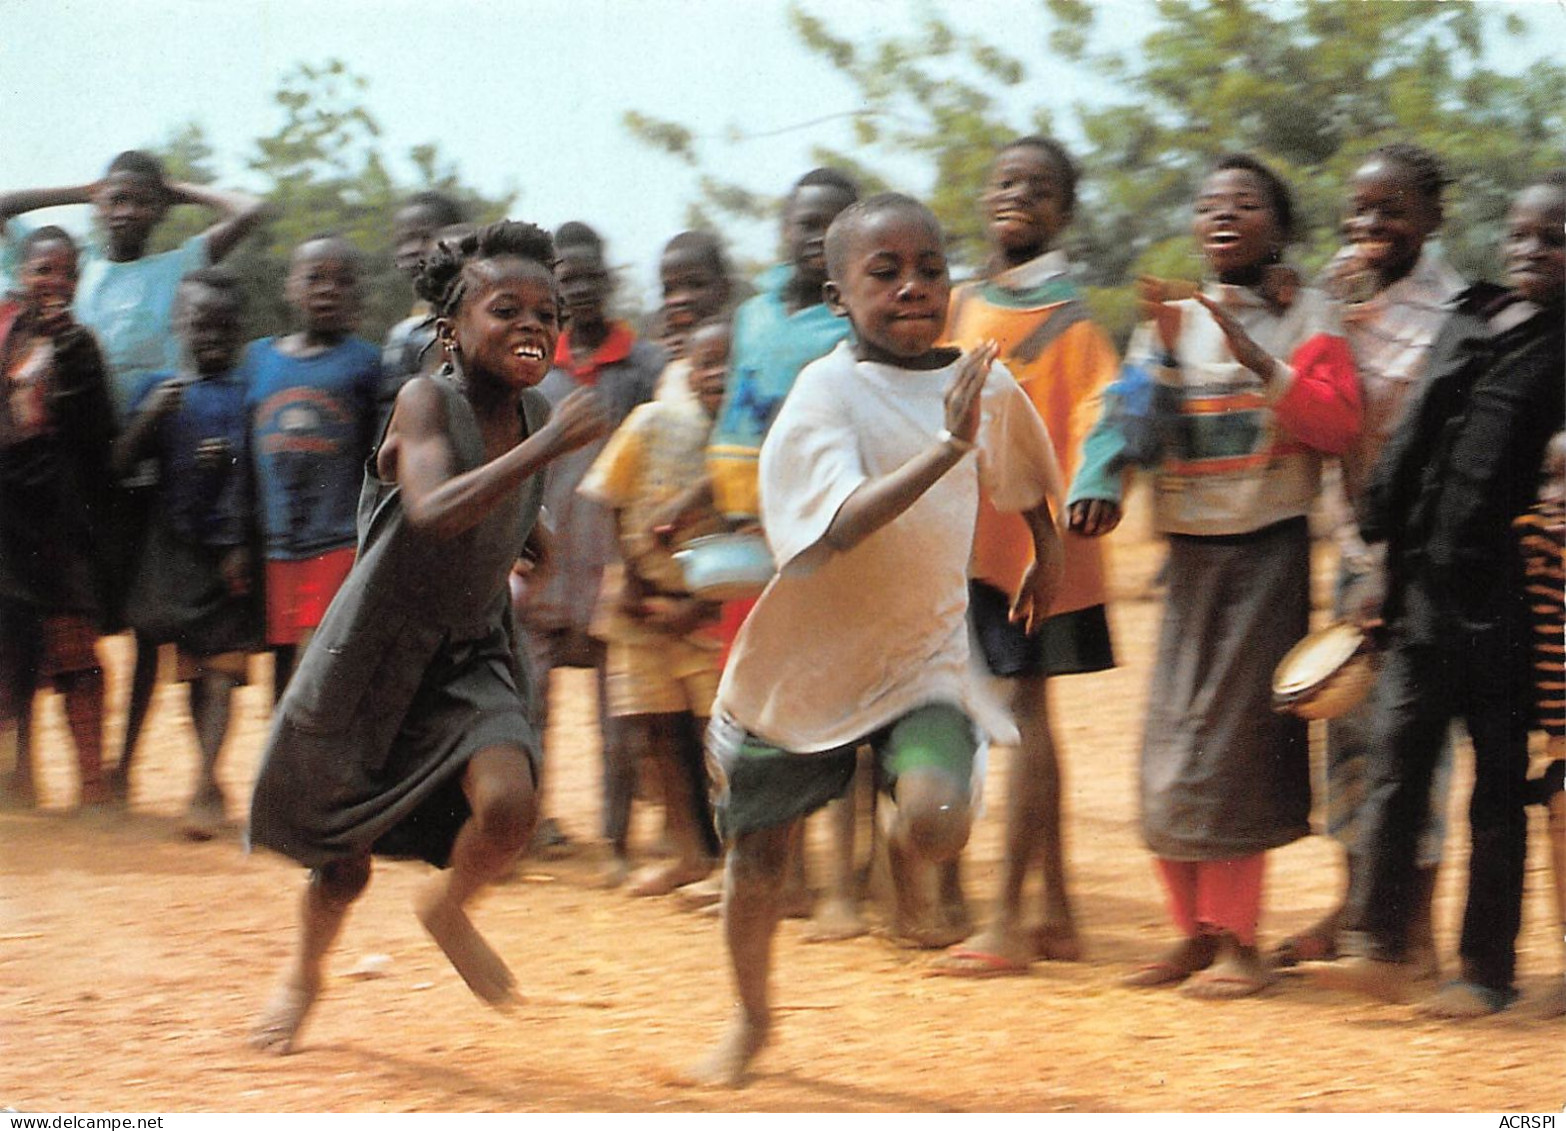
937, 428, 975, 454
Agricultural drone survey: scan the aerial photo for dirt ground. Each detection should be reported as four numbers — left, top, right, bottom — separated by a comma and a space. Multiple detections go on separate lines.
2, 514, 1562, 1114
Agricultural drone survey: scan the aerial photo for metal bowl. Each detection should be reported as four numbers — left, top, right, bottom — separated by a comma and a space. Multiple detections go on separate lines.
673, 533, 776, 601
1272, 622, 1377, 721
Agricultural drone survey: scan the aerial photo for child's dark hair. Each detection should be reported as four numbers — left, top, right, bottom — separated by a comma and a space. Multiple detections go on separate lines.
823, 192, 941, 282
19, 225, 78, 259
177, 265, 246, 312
1366, 143, 1451, 214
554, 221, 604, 259
104, 150, 169, 188
999, 136, 1079, 217
414, 220, 556, 318
788, 167, 859, 207
1209, 152, 1296, 243
663, 229, 732, 280
402, 190, 465, 228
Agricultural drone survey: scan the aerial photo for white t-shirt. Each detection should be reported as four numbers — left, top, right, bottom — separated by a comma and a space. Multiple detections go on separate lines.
714, 340, 1062, 753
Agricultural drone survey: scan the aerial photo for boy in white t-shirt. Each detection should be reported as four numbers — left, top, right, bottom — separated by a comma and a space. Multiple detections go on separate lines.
687, 194, 1064, 1087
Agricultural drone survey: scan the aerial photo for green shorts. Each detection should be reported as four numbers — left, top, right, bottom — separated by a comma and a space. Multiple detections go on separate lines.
707, 702, 978, 841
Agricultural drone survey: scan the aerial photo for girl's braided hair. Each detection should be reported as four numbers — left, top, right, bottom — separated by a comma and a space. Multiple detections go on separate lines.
1367, 143, 1453, 209
413, 220, 556, 319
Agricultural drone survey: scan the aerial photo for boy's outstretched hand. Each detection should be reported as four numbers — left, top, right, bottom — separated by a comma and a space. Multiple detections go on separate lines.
542, 388, 611, 457
944, 340, 998, 447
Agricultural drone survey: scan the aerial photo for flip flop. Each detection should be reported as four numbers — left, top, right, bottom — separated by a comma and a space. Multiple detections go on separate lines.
1270, 931, 1337, 969
928, 947, 1031, 978
1181, 970, 1271, 999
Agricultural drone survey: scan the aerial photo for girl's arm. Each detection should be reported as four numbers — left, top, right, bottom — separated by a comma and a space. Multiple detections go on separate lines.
385, 377, 609, 540
169, 182, 271, 264
0, 183, 95, 227
1010, 499, 1065, 632
1192, 292, 1361, 455
821, 342, 997, 553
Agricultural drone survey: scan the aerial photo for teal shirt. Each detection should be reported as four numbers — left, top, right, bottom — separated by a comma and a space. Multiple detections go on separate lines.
707, 264, 851, 522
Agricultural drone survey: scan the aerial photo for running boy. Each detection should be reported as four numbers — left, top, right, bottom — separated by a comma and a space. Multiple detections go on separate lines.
689, 194, 1063, 1087
115, 267, 259, 839
247, 235, 381, 700
579, 318, 732, 893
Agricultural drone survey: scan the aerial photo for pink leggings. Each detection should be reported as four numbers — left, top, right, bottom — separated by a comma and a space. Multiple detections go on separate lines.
1154, 854, 1266, 946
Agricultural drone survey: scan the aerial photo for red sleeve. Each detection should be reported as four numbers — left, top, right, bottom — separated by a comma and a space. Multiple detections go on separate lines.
1273, 332, 1361, 456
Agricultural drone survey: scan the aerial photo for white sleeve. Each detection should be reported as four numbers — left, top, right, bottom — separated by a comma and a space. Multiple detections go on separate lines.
757, 359, 867, 572
975, 364, 1064, 516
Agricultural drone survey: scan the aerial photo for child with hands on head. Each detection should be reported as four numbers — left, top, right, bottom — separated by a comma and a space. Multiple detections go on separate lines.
0, 150, 268, 801
248, 221, 609, 1056
689, 193, 1063, 1088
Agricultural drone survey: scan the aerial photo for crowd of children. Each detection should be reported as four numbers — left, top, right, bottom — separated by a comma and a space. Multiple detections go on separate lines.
0, 140, 1561, 1080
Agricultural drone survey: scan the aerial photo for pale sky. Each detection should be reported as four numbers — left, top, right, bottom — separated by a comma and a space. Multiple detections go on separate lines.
1, 0, 1561, 307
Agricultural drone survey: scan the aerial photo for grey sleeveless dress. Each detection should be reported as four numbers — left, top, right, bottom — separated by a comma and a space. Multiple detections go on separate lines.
249, 374, 547, 869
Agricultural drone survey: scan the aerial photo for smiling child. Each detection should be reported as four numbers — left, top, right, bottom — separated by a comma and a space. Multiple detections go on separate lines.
688, 193, 1063, 1087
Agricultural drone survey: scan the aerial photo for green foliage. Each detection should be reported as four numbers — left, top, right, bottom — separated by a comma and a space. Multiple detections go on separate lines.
148, 60, 513, 342
623, 0, 1565, 344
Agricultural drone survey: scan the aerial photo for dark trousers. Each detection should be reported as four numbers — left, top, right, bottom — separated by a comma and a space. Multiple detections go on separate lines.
1353, 602, 1532, 991
524, 626, 630, 846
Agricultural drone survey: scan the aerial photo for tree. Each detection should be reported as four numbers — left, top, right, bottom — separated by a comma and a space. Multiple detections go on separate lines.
625, 0, 1566, 341
150, 60, 515, 342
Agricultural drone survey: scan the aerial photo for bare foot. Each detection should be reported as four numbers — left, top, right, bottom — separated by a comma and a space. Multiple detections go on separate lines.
416, 891, 518, 1007
1417, 980, 1517, 1019
1032, 921, 1083, 962
251, 977, 320, 1055
674, 875, 724, 910
1123, 934, 1220, 988
1182, 936, 1274, 999
1533, 978, 1566, 1019
600, 857, 631, 890
805, 895, 867, 942
77, 780, 112, 808
1307, 954, 1411, 1004
779, 884, 813, 921
181, 793, 228, 842
627, 857, 713, 898
682, 1009, 770, 1088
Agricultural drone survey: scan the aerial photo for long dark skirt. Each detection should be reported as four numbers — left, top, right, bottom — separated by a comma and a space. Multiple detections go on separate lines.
1141, 516, 1312, 861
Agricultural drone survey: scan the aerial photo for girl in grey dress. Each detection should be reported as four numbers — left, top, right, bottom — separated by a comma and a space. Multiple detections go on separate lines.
249, 221, 608, 1054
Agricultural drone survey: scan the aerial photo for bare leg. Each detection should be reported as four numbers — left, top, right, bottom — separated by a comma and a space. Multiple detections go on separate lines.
628, 714, 715, 897
252, 854, 372, 1054
416, 744, 535, 1005
182, 673, 237, 840
887, 768, 972, 949
780, 831, 813, 919
808, 748, 868, 941
110, 634, 159, 801
59, 667, 108, 807
686, 820, 796, 1087
271, 645, 298, 706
